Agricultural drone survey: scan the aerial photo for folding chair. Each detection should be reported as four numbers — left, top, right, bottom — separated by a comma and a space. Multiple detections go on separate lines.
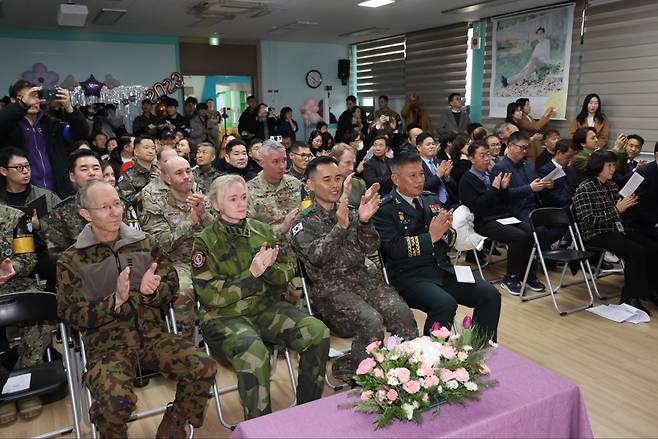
193, 300, 297, 430
296, 259, 349, 392
0, 291, 80, 438
72, 302, 194, 439
520, 207, 597, 315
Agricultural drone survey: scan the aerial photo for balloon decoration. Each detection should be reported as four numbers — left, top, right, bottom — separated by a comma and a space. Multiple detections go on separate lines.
60, 75, 78, 91
299, 97, 321, 125
145, 72, 184, 103
104, 74, 121, 89
22, 63, 60, 87
69, 85, 149, 132
79, 74, 104, 97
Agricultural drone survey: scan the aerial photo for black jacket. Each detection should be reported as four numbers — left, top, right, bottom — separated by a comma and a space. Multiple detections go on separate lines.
0, 102, 88, 198
537, 161, 577, 208
363, 156, 393, 195
254, 117, 278, 141
629, 160, 658, 232
458, 169, 509, 225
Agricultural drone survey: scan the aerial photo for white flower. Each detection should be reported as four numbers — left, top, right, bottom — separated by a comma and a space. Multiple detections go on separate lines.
403, 336, 443, 368
388, 351, 400, 361
436, 385, 443, 394
488, 340, 498, 348
386, 369, 400, 386
462, 345, 473, 352
445, 379, 459, 390
449, 334, 460, 341
464, 382, 478, 391
401, 403, 415, 420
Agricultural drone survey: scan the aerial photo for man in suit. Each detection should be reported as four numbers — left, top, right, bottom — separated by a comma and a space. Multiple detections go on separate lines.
629, 141, 658, 240
613, 134, 645, 188
373, 152, 500, 340
436, 93, 471, 133
415, 132, 459, 210
537, 139, 578, 208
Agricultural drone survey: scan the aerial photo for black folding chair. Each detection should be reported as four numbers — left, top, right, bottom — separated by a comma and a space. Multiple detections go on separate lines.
0, 291, 80, 438
520, 208, 596, 315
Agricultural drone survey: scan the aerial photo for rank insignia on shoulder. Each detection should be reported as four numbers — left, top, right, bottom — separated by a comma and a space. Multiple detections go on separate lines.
191, 250, 206, 268
291, 222, 304, 236
398, 212, 405, 222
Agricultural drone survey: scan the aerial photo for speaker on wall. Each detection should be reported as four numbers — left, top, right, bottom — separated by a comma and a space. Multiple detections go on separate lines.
338, 59, 350, 86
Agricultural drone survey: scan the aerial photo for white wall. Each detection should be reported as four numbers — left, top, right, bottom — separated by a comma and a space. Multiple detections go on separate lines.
259, 40, 349, 140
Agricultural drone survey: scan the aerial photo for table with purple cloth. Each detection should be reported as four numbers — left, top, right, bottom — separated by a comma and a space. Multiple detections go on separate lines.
230, 346, 593, 438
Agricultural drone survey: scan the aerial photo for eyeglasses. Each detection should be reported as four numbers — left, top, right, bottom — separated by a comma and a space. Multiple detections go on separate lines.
5, 164, 31, 173
511, 143, 529, 150
291, 152, 313, 159
85, 201, 123, 213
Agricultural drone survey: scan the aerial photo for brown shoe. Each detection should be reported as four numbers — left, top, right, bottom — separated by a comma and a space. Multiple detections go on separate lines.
156, 403, 190, 439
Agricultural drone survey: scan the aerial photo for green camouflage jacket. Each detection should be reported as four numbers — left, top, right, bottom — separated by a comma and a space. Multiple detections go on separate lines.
191, 218, 294, 321
0, 205, 37, 294
117, 161, 158, 201
192, 165, 221, 195
56, 223, 178, 360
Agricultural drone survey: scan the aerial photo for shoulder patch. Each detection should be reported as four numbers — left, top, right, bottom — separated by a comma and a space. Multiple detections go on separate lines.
291, 221, 304, 236
380, 195, 394, 206
191, 250, 206, 268
117, 174, 125, 183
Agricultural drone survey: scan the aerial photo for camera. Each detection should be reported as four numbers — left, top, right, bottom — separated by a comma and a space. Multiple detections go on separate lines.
220, 107, 230, 120
38, 88, 58, 102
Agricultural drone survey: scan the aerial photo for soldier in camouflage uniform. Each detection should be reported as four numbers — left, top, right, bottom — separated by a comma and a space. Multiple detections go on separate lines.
141, 157, 214, 339
290, 157, 417, 381
246, 140, 302, 242
44, 149, 140, 261
191, 142, 221, 195
56, 181, 217, 438
192, 174, 329, 420
116, 136, 158, 202
133, 146, 179, 216
0, 205, 54, 424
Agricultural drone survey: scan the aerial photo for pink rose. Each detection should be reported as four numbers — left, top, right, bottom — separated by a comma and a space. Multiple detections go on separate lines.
418, 364, 434, 377
356, 358, 376, 375
431, 326, 452, 340
396, 368, 411, 384
403, 380, 421, 394
430, 321, 441, 332
457, 351, 468, 361
440, 344, 456, 359
360, 390, 373, 401
439, 368, 455, 382
374, 368, 384, 378
374, 352, 385, 363
423, 375, 440, 388
386, 389, 398, 401
454, 367, 470, 383
365, 340, 381, 354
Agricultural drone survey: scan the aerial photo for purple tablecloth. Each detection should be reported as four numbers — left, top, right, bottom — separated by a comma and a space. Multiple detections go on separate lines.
231, 346, 593, 438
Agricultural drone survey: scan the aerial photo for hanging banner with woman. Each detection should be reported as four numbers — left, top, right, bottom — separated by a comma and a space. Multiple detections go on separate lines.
489, 4, 575, 119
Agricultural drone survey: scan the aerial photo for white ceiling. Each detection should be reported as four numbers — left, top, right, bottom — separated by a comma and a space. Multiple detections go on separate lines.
0, 0, 563, 44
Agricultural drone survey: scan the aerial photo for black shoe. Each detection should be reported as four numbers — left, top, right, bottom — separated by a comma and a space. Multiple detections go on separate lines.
650, 293, 658, 308
465, 250, 485, 264
620, 298, 651, 317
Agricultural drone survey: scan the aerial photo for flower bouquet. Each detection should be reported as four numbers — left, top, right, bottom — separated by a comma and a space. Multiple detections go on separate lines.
345, 316, 497, 429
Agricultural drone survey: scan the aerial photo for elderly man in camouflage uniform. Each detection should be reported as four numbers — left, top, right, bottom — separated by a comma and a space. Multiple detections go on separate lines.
0, 205, 54, 424
117, 136, 158, 201
290, 157, 417, 381
133, 146, 178, 216
44, 149, 140, 262
141, 156, 213, 338
57, 180, 216, 438
192, 174, 328, 420
191, 142, 220, 195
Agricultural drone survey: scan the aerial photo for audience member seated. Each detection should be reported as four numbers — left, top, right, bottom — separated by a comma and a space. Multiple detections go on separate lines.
0, 81, 88, 198
108, 136, 134, 179
571, 127, 599, 185
221, 139, 259, 181
573, 150, 656, 314
247, 137, 264, 175
192, 142, 220, 195
363, 135, 394, 196
135, 146, 178, 215
101, 159, 116, 187
57, 180, 216, 437
416, 132, 458, 210
568, 93, 608, 149
192, 174, 329, 420
629, 142, 658, 242
493, 121, 517, 156
286, 144, 312, 181
537, 139, 578, 208
117, 136, 158, 201
397, 124, 423, 156
459, 140, 545, 295
330, 143, 366, 207
308, 129, 324, 157
447, 134, 472, 184
437, 93, 471, 133
514, 98, 554, 135
290, 156, 418, 382
485, 134, 503, 171
373, 152, 501, 339
612, 134, 645, 187
534, 128, 561, 170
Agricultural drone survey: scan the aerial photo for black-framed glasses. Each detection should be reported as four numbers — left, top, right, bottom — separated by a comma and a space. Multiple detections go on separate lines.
511, 143, 529, 150
291, 152, 313, 159
5, 164, 31, 173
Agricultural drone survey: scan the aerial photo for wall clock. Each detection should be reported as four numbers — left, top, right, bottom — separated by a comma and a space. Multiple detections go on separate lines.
306, 69, 323, 88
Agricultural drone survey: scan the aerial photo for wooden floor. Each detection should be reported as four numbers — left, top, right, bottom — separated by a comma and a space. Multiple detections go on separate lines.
2, 255, 657, 438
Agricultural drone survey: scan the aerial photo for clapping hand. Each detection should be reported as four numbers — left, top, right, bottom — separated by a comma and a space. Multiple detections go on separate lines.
187, 193, 207, 225
428, 209, 453, 243
250, 243, 279, 278
281, 207, 300, 234
436, 160, 453, 178
342, 173, 354, 200
140, 263, 161, 295
500, 172, 512, 190
115, 266, 131, 311
0, 258, 16, 285
358, 183, 381, 223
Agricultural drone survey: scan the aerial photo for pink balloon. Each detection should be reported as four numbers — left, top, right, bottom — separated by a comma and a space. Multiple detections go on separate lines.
309, 113, 322, 124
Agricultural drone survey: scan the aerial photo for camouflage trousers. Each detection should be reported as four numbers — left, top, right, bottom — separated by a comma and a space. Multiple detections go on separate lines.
84, 332, 217, 438
311, 272, 418, 380
173, 263, 197, 340
201, 300, 329, 420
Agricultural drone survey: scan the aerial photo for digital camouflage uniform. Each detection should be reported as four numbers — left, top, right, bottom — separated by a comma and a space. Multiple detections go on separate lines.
116, 161, 158, 202
192, 165, 221, 195
44, 193, 141, 259
141, 190, 214, 338
57, 224, 217, 438
246, 171, 301, 241
0, 205, 53, 370
191, 218, 329, 420
289, 202, 417, 379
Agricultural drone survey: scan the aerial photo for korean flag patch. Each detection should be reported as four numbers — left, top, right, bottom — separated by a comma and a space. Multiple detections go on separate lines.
291, 222, 304, 237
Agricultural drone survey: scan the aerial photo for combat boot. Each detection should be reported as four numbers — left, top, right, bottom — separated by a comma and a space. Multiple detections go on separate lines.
0, 401, 16, 425
17, 396, 42, 419
156, 402, 190, 439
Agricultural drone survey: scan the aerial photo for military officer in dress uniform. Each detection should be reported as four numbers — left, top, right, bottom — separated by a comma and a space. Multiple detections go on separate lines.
372, 152, 501, 340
